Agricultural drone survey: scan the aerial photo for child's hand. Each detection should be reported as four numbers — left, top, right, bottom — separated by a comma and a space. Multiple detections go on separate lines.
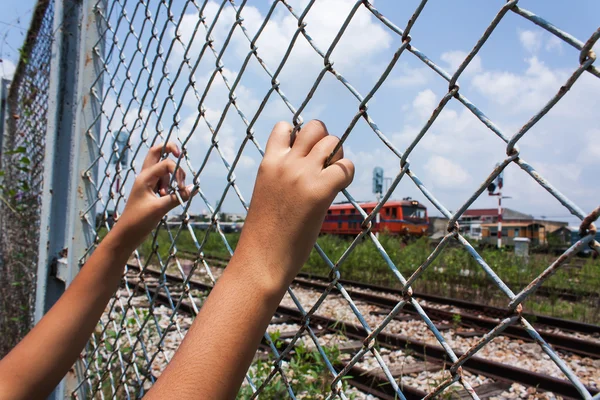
114, 142, 194, 248
235, 120, 354, 287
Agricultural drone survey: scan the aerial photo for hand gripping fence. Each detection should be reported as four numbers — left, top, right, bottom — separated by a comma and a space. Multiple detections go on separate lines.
1, 0, 599, 399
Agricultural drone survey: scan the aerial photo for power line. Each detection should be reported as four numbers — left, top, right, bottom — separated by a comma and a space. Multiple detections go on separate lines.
0, 21, 27, 32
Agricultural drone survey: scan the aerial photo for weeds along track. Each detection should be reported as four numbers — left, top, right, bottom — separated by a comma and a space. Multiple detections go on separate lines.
179, 253, 600, 344
115, 263, 599, 399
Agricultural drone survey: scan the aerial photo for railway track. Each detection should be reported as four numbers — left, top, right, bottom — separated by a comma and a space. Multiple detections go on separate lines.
183, 251, 598, 304
294, 275, 600, 359
178, 253, 599, 338
120, 263, 599, 399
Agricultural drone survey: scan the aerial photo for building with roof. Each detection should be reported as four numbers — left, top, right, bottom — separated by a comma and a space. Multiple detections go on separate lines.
481, 221, 547, 246
459, 208, 567, 245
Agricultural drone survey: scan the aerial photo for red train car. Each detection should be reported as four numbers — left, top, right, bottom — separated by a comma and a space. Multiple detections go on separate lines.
321, 199, 428, 236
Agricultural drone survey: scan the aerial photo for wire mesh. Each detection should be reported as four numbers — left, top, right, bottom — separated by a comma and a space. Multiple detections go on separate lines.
0, 0, 54, 358
6, 0, 600, 398
79, 0, 600, 399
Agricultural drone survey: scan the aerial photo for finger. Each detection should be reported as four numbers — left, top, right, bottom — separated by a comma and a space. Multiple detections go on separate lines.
157, 174, 169, 196
322, 158, 355, 191
291, 120, 328, 156
144, 159, 186, 189
308, 135, 343, 166
142, 142, 181, 170
264, 121, 293, 155
156, 184, 197, 214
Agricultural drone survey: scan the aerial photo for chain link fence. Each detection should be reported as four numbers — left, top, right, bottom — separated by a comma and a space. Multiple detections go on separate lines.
2, 0, 599, 398
0, 0, 54, 357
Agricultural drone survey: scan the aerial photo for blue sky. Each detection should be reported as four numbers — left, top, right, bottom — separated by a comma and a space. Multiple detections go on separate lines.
2, 0, 599, 226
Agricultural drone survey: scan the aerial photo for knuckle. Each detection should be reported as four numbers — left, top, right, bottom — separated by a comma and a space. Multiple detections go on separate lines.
135, 172, 148, 186
258, 157, 277, 174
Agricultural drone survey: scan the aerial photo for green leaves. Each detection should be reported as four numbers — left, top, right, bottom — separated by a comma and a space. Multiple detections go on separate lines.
5, 146, 27, 155
239, 333, 349, 399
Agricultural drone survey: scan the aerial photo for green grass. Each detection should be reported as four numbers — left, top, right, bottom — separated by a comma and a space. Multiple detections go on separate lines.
95, 226, 240, 263
304, 234, 600, 295
137, 227, 240, 262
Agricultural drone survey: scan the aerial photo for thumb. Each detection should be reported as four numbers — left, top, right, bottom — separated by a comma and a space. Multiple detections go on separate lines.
156, 184, 196, 214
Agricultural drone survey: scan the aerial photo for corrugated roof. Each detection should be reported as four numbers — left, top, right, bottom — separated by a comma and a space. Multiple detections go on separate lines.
481, 222, 543, 227
462, 208, 497, 217
461, 208, 533, 219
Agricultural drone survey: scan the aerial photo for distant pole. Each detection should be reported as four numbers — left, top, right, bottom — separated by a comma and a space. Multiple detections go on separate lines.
497, 170, 503, 249
375, 192, 381, 238
497, 189, 502, 248
488, 164, 504, 249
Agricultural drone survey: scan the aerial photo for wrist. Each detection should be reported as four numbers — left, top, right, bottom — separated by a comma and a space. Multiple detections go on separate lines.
227, 240, 294, 299
102, 221, 140, 256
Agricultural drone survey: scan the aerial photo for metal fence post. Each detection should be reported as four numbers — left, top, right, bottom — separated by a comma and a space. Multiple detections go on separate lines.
34, 0, 104, 398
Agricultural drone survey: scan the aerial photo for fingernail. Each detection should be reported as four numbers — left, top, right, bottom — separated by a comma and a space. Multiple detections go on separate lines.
186, 184, 197, 194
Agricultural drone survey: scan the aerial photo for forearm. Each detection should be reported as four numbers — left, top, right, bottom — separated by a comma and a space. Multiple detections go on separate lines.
0, 225, 135, 399
146, 243, 290, 400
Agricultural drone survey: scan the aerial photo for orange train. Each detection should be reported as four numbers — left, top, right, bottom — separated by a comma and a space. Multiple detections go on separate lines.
321, 199, 429, 236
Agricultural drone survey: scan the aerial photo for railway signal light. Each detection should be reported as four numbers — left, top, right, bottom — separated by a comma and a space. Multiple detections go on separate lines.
488, 163, 507, 249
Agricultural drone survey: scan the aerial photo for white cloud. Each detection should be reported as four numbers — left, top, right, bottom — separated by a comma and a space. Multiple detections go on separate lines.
519, 30, 542, 53
579, 129, 600, 165
412, 89, 437, 118
392, 88, 501, 161
520, 29, 565, 54
390, 63, 429, 87
440, 50, 482, 77
0, 59, 16, 79
470, 56, 566, 112
424, 155, 471, 188
545, 36, 563, 53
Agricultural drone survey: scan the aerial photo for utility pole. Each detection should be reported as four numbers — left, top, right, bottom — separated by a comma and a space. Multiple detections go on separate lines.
497, 186, 502, 248
487, 166, 509, 249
